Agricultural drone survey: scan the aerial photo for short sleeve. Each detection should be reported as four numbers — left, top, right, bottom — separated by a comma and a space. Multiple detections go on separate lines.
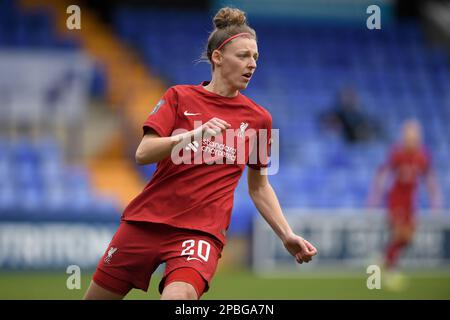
247, 112, 272, 170
143, 87, 178, 137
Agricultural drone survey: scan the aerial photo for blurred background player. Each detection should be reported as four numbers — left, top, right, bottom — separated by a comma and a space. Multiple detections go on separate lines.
368, 119, 442, 288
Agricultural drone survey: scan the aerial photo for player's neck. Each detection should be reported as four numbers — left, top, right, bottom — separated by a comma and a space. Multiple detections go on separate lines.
203, 78, 239, 98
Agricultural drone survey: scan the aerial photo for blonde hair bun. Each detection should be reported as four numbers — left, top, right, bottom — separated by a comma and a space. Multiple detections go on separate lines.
213, 7, 247, 29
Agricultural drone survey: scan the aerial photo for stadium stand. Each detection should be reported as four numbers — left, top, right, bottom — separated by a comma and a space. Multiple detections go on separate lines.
112, 8, 450, 232
0, 0, 120, 220
2, 2, 448, 233
0, 0, 78, 48
0, 137, 119, 221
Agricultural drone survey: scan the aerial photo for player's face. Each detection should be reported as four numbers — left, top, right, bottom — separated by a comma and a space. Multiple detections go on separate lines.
218, 37, 258, 90
402, 121, 422, 149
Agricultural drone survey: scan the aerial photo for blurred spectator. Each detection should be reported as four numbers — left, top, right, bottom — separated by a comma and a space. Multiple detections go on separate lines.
320, 86, 382, 143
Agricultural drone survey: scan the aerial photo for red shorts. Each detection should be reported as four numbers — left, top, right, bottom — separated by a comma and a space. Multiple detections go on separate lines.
93, 221, 223, 297
387, 192, 415, 227
388, 205, 415, 227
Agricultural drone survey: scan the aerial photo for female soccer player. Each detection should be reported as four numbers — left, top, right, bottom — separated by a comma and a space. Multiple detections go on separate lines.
369, 120, 441, 275
83, 7, 317, 300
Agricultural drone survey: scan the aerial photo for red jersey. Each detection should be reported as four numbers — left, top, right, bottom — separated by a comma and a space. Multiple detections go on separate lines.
385, 145, 431, 205
121, 82, 272, 245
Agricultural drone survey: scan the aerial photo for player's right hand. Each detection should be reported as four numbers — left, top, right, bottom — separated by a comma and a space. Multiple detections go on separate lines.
198, 117, 231, 138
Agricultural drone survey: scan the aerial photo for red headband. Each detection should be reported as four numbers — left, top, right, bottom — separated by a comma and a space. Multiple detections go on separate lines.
216, 32, 252, 51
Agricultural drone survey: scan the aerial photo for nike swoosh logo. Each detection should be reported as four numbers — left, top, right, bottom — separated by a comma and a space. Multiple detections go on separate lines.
186, 256, 202, 262
184, 111, 201, 116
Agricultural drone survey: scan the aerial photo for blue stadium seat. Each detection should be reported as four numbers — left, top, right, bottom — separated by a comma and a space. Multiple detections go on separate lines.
0, 137, 121, 219
0, 3, 119, 220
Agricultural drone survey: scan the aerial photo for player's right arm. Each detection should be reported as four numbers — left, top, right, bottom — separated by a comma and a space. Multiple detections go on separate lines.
367, 149, 395, 207
136, 88, 230, 165
367, 164, 390, 207
135, 118, 230, 165
135, 130, 179, 165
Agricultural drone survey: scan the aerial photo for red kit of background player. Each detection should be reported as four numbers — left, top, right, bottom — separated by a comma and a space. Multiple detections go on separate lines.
370, 120, 441, 271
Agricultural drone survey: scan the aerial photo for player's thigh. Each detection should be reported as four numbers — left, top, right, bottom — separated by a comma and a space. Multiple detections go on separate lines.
389, 212, 415, 243
159, 229, 223, 298
388, 217, 403, 240
93, 221, 162, 296
161, 280, 198, 300
160, 266, 209, 300
83, 280, 125, 300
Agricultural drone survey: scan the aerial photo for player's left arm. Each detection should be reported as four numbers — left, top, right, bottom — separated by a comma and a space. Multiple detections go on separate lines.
424, 169, 443, 212
247, 167, 317, 264
423, 150, 443, 212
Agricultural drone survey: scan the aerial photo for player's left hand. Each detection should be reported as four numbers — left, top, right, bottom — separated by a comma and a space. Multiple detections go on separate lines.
282, 233, 317, 264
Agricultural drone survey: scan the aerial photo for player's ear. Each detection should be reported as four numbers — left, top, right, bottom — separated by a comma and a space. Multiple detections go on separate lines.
211, 50, 223, 68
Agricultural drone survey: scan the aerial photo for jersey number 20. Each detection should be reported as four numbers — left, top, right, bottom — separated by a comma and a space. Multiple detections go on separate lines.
181, 239, 211, 262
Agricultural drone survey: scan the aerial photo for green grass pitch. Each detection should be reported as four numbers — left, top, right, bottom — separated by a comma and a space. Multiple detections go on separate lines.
0, 269, 449, 300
